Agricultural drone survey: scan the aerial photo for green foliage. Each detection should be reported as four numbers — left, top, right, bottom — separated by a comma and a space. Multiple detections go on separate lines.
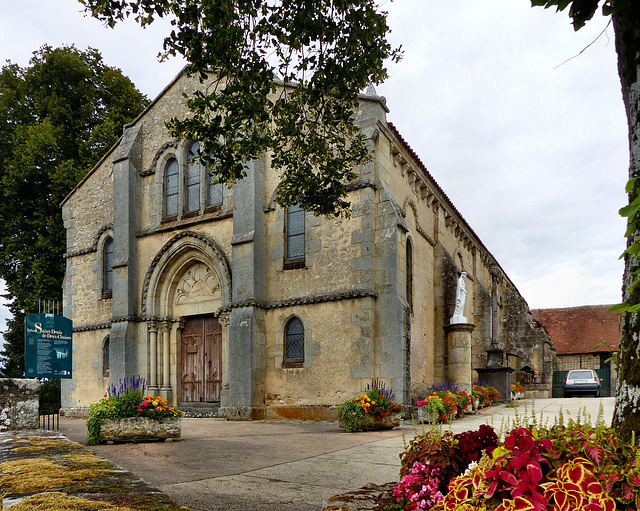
337, 399, 366, 433
81, 0, 401, 216
0, 45, 147, 376
86, 395, 119, 445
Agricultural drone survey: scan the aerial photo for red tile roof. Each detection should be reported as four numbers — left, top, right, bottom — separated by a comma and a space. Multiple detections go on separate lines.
531, 305, 620, 355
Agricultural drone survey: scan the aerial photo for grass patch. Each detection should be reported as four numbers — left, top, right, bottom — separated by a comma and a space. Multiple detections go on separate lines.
5, 491, 130, 511
0, 458, 117, 493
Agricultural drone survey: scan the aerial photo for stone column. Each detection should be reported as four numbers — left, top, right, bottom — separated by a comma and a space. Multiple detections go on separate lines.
160, 321, 173, 402
444, 322, 475, 393
148, 322, 159, 394
218, 313, 231, 408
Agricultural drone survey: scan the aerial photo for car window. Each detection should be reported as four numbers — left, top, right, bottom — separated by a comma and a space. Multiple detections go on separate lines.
568, 370, 594, 379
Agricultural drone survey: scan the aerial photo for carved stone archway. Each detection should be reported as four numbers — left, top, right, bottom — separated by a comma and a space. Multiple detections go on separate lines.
141, 232, 232, 403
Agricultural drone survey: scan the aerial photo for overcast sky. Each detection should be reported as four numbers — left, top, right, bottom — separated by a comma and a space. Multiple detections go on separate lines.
0, 1, 629, 345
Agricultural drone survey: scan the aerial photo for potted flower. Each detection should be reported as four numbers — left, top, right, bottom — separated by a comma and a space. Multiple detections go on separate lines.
417, 394, 446, 424
86, 376, 184, 445
511, 382, 525, 400
337, 379, 404, 432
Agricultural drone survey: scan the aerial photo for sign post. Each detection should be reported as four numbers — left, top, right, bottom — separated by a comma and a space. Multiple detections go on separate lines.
24, 313, 72, 378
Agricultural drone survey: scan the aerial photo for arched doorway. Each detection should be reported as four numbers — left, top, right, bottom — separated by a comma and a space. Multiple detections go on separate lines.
142, 232, 232, 405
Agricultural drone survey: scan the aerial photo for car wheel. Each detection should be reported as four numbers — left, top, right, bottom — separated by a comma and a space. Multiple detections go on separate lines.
565, 392, 571, 399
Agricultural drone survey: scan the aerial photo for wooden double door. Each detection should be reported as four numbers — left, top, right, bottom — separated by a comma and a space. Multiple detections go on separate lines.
181, 316, 222, 402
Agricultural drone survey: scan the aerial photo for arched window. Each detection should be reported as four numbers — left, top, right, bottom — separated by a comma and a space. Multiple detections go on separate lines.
285, 204, 305, 265
164, 158, 179, 218
284, 317, 304, 363
103, 237, 114, 297
102, 335, 110, 376
185, 142, 201, 213
406, 238, 413, 311
208, 174, 223, 208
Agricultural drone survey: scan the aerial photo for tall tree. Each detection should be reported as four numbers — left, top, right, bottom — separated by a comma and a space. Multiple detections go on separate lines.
0, 45, 148, 376
82, 0, 401, 216
531, 1, 640, 438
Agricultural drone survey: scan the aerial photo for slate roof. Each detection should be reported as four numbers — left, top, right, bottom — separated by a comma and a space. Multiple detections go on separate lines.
531, 305, 620, 355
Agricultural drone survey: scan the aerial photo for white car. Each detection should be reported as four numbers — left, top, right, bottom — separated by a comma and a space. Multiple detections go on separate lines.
563, 369, 601, 398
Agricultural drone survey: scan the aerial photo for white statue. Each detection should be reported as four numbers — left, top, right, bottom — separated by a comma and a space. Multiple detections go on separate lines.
450, 271, 468, 324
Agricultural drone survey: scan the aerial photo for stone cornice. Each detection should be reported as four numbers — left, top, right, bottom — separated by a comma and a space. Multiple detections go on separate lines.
72, 288, 377, 332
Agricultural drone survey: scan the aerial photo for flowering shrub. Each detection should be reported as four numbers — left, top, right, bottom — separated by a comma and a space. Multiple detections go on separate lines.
484, 385, 501, 405
511, 383, 525, 395
394, 426, 499, 510
454, 389, 473, 416
472, 384, 490, 407
391, 461, 445, 510
425, 420, 640, 511
417, 394, 447, 423
86, 376, 183, 445
337, 380, 404, 432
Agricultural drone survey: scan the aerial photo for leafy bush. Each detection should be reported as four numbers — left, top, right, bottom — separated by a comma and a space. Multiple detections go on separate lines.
413, 418, 640, 511
394, 425, 499, 510
86, 376, 183, 445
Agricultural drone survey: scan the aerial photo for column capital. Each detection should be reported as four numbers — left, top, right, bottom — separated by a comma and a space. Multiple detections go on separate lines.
147, 321, 158, 333
218, 312, 230, 327
160, 320, 172, 333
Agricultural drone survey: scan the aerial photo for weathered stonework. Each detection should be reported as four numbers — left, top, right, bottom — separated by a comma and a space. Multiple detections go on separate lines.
61, 72, 553, 418
98, 417, 181, 442
0, 379, 40, 430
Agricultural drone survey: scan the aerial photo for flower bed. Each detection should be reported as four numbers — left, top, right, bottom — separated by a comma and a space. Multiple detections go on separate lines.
86, 376, 184, 445
387, 415, 639, 511
337, 378, 404, 432
417, 386, 499, 424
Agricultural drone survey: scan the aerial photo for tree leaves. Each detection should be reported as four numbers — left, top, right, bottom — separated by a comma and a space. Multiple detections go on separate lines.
0, 45, 148, 375
81, 0, 401, 216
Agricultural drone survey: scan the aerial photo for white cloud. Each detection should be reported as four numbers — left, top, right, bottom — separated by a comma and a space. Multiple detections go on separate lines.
0, 0, 630, 320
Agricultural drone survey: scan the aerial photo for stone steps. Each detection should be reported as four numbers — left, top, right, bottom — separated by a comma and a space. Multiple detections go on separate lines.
178, 402, 220, 418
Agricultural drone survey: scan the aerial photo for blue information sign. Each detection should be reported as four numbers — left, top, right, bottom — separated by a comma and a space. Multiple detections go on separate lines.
24, 313, 72, 378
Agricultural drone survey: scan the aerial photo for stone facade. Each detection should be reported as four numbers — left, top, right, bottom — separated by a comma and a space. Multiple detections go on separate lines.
61, 71, 552, 418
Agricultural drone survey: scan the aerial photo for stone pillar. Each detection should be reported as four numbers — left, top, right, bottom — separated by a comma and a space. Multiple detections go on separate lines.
444, 322, 475, 393
160, 321, 173, 402
218, 313, 231, 408
110, 124, 143, 385
148, 322, 159, 394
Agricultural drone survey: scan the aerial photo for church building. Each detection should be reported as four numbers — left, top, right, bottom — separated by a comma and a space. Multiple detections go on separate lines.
61, 71, 553, 418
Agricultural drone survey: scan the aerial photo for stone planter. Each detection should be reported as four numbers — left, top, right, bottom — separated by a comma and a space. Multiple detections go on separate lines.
339, 412, 401, 432
98, 417, 181, 443
417, 407, 441, 424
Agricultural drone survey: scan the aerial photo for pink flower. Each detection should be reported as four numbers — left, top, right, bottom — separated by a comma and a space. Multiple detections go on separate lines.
142, 401, 149, 407
137, 408, 143, 412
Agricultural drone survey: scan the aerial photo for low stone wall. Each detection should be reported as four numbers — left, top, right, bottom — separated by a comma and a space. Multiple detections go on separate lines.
0, 378, 41, 430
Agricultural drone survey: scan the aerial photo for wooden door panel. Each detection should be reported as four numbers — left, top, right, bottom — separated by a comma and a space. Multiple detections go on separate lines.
181, 317, 204, 402
181, 316, 222, 402
204, 317, 222, 402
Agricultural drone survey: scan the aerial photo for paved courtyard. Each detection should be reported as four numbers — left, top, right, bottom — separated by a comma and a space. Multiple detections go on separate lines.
59, 397, 615, 511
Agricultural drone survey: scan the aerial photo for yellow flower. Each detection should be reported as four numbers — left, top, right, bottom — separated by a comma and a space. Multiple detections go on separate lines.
152, 400, 159, 406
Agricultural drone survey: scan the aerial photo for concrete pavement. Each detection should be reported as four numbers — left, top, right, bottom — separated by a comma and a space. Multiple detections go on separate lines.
58, 397, 615, 511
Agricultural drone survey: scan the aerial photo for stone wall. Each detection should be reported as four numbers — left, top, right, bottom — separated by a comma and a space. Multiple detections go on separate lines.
0, 379, 40, 430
